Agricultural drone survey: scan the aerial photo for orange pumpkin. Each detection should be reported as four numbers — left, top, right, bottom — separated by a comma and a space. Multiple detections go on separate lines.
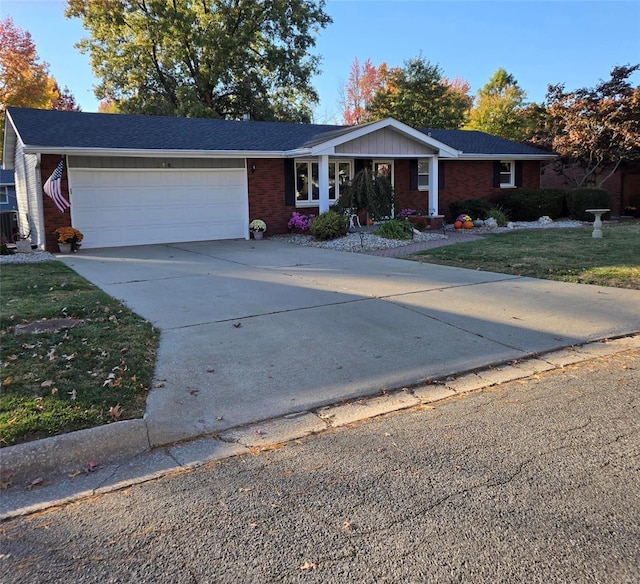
453, 220, 463, 229
463, 221, 474, 229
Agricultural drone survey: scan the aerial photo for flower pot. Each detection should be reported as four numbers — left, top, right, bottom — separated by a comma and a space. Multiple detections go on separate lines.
58, 242, 72, 253
253, 231, 264, 240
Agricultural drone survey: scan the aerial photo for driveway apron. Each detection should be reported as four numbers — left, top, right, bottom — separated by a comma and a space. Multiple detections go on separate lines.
59, 240, 640, 446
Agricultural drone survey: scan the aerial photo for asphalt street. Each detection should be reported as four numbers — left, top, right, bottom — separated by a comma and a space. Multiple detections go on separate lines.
1, 348, 639, 584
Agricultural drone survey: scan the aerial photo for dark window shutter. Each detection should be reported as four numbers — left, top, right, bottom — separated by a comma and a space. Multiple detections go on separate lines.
438, 161, 445, 189
493, 161, 501, 188
515, 161, 523, 187
284, 159, 295, 206
410, 159, 418, 190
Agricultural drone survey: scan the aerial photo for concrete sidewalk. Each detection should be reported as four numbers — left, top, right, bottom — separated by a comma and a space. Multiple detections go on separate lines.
2, 238, 639, 513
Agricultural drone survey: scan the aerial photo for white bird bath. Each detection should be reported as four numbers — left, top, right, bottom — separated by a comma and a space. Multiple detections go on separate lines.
585, 208, 610, 238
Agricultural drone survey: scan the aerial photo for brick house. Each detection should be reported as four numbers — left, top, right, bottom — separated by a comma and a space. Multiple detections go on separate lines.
3, 107, 554, 250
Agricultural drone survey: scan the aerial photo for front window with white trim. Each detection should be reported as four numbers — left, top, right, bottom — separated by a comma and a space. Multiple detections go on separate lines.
499, 161, 515, 187
417, 160, 429, 190
295, 160, 352, 207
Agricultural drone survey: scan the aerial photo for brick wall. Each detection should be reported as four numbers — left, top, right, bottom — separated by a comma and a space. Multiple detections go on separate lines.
247, 158, 306, 235
394, 159, 542, 221
41, 155, 72, 251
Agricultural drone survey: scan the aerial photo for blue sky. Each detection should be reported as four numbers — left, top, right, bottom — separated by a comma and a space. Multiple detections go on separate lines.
3, 0, 639, 123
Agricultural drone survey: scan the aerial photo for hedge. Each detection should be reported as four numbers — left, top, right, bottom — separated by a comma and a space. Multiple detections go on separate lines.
449, 199, 495, 220
565, 188, 611, 221
498, 189, 566, 221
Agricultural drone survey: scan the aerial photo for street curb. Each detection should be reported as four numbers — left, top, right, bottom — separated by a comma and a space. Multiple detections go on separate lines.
1, 335, 638, 504
1, 420, 150, 486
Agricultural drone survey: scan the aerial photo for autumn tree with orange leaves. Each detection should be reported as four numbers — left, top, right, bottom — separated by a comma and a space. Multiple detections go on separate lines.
344, 56, 471, 129
0, 16, 79, 158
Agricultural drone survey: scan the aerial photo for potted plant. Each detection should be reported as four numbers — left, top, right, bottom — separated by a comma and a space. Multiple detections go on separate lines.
54, 226, 84, 252
249, 219, 266, 240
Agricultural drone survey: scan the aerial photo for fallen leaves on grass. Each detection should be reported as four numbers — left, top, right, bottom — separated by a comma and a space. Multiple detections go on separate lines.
108, 404, 123, 420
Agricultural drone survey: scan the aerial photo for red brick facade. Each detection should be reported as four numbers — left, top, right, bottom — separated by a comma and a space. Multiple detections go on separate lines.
40, 155, 544, 246
246, 158, 544, 232
41, 154, 72, 252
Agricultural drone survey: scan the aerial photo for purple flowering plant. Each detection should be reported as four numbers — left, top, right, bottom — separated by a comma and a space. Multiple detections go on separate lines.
398, 208, 418, 218
288, 212, 315, 231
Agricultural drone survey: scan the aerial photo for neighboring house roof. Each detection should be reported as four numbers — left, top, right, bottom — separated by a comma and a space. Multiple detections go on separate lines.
3, 107, 554, 165
0, 169, 15, 186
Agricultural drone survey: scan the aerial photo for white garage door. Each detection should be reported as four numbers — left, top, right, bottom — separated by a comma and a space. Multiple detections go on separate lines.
69, 168, 247, 248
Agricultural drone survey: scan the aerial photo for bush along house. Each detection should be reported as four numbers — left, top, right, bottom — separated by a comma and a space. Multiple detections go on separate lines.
2, 107, 555, 250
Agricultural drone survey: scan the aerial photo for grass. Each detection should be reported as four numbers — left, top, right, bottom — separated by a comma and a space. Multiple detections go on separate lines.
0, 261, 159, 447
408, 220, 640, 290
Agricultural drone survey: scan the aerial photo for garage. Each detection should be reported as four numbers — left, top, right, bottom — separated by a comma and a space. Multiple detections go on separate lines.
68, 159, 248, 249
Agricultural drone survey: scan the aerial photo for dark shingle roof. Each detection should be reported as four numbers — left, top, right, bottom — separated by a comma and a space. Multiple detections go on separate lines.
7, 107, 344, 152
6, 107, 552, 157
419, 128, 551, 156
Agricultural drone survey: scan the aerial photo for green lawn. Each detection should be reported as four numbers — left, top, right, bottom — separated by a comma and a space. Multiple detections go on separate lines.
408, 220, 640, 290
0, 261, 159, 447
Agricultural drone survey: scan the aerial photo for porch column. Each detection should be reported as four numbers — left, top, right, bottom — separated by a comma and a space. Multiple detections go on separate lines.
318, 155, 330, 214
428, 156, 439, 216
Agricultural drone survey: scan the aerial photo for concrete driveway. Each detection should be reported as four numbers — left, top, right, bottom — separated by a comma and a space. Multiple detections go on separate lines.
59, 239, 640, 447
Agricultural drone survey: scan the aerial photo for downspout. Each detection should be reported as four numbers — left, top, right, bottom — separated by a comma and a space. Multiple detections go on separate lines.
34, 152, 45, 249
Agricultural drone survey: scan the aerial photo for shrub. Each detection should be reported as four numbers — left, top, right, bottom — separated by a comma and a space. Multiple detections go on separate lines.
449, 199, 494, 221
376, 218, 413, 240
565, 188, 611, 221
288, 212, 314, 231
410, 216, 428, 231
486, 207, 509, 226
0, 241, 14, 255
309, 210, 348, 241
499, 189, 566, 221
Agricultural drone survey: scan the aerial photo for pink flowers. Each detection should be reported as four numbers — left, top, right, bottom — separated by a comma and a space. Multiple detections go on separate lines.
288, 212, 315, 231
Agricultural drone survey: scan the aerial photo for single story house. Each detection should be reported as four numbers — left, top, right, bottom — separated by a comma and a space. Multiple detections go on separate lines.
2, 107, 555, 250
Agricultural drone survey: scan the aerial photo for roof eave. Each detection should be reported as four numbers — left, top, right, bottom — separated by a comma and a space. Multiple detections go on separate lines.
20, 146, 288, 159
457, 153, 558, 161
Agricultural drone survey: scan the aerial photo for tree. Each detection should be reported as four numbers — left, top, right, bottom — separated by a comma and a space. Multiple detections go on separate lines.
365, 56, 471, 129
334, 168, 395, 221
464, 68, 530, 141
0, 16, 58, 159
340, 57, 388, 125
65, 0, 332, 122
51, 82, 81, 111
539, 65, 640, 187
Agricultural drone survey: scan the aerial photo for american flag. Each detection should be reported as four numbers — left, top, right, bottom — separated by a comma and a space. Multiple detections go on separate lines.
43, 160, 71, 213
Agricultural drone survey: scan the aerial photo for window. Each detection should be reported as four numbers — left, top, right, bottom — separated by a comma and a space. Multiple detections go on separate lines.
373, 161, 394, 186
499, 161, 515, 187
417, 160, 429, 190
295, 160, 352, 206
0, 187, 8, 205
